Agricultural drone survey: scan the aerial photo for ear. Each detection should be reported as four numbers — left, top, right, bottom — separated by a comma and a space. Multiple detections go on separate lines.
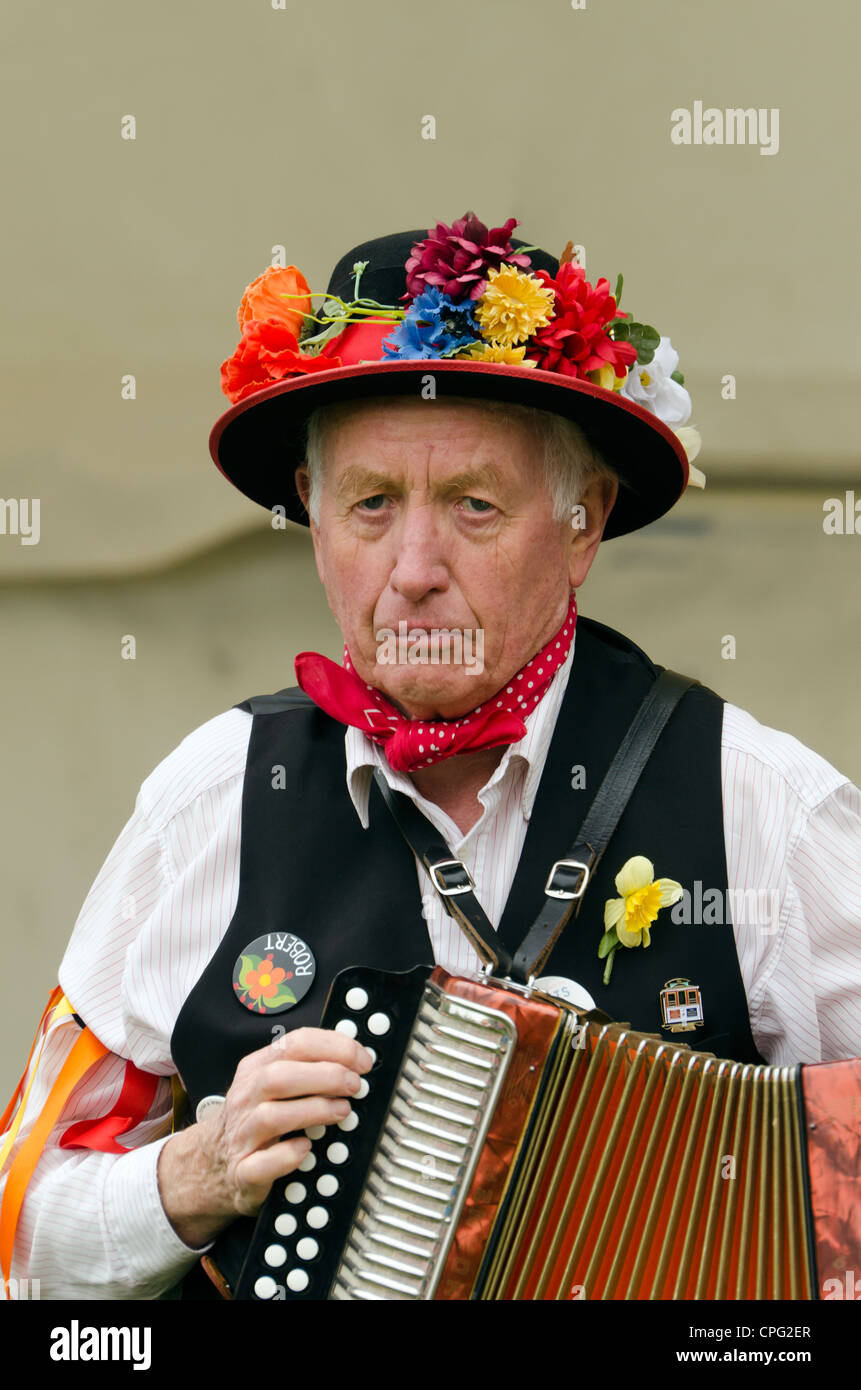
567, 473, 619, 589
295, 465, 312, 517
295, 464, 326, 580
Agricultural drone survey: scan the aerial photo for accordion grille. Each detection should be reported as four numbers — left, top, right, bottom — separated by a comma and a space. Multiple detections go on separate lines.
330, 985, 516, 1300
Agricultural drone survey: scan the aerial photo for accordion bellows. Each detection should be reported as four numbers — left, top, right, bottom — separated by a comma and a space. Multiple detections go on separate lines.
233, 966, 861, 1301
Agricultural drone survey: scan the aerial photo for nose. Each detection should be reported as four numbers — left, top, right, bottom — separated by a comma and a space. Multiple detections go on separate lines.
387, 499, 450, 605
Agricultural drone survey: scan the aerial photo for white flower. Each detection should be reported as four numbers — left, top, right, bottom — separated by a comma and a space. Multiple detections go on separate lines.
620, 336, 692, 426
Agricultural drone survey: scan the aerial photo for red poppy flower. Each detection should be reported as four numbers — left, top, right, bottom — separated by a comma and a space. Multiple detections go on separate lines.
525, 263, 637, 380
221, 319, 342, 404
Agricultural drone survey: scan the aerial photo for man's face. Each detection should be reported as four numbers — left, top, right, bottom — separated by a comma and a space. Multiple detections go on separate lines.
297, 398, 614, 719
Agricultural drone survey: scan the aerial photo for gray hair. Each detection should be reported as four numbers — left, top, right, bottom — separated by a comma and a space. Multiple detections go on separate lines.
301, 396, 617, 525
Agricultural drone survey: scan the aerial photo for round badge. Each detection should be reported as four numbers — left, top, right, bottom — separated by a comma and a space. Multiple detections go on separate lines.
232, 932, 316, 1014
534, 976, 596, 1011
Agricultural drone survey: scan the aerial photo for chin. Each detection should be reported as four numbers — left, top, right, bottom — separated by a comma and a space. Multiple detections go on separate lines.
374, 667, 490, 720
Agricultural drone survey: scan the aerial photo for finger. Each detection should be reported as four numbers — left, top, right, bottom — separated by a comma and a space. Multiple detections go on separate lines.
265, 1027, 373, 1072
233, 1137, 314, 1214
242, 1094, 353, 1150
252, 1059, 364, 1105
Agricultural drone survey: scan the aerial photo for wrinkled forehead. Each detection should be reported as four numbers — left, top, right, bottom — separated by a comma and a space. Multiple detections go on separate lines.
309, 395, 541, 452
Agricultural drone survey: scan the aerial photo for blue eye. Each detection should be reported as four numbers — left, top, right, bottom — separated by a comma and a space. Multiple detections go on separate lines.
358, 495, 388, 511
462, 497, 493, 513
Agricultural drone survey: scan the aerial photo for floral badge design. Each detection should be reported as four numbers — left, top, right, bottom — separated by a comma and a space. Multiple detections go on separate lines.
234, 952, 297, 1013
232, 932, 316, 1014
598, 855, 684, 985
218, 209, 705, 484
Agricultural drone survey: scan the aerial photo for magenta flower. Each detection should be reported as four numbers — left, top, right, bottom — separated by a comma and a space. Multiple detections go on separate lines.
404, 212, 533, 303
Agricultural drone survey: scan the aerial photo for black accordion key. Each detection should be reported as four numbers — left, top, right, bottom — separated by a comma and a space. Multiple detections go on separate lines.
235, 963, 431, 1300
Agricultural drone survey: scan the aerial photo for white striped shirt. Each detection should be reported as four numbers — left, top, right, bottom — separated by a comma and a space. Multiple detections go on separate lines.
4, 636, 861, 1299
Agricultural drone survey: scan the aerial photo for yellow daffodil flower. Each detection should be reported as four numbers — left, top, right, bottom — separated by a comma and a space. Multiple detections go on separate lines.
599, 855, 684, 984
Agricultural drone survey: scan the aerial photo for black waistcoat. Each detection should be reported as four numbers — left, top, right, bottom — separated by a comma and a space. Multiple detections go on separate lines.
169, 616, 765, 1295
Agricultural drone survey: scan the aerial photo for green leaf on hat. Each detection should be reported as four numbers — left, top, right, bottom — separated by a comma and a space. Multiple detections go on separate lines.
614, 273, 623, 304
671, 369, 685, 385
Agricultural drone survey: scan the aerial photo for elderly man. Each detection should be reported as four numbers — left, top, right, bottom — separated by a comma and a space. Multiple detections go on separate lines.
3, 217, 861, 1301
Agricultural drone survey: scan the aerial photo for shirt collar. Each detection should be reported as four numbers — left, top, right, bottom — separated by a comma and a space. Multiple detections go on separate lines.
345, 630, 576, 829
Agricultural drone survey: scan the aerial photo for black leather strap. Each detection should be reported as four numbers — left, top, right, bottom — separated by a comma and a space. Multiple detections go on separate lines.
371, 770, 514, 976
509, 669, 696, 981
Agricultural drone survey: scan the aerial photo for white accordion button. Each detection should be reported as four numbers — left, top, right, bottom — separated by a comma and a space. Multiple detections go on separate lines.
286, 1268, 310, 1292
326, 1141, 349, 1165
317, 1174, 338, 1197
264, 1244, 287, 1268
285, 1181, 306, 1204
254, 1276, 279, 1300
306, 1205, 329, 1229
337, 1109, 359, 1132
298, 1150, 317, 1172
367, 1012, 391, 1036
296, 1237, 319, 1261
355, 1078, 370, 1099
274, 1213, 297, 1237
345, 987, 369, 1011
305, 1124, 325, 1141
335, 1019, 358, 1038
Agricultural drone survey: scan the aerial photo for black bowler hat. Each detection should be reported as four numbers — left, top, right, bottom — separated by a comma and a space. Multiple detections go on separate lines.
209, 224, 694, 540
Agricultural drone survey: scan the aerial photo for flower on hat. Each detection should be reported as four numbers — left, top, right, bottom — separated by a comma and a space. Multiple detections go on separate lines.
237, 264, 312, 339
524, 262, 637, 380
473, 266, 556, 348
598, 854, 684, 985
221, 319, 342, 405
466, 342, 538, 366
405, 212, 533, 303
620, 337, 692, 425
382, 287, 480, 360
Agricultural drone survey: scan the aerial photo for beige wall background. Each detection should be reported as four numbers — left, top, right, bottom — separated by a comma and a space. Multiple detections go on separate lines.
2, 0, 859, 1098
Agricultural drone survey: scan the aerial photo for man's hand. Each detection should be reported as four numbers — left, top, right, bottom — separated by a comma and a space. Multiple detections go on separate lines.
157, 1028, 373, 1250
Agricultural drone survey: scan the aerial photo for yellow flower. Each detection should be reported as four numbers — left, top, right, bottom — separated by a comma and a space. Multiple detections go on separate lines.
603, 855, 683, 948
587, 363, 624, 392
474, 266, 555, 348
464, 342, 538, 366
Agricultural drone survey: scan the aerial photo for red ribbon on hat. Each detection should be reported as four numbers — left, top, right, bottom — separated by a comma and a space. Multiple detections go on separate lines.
295, 595, 577, 773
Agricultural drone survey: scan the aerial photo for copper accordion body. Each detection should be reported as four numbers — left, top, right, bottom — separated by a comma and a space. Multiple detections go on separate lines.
235, 965, 861, 1301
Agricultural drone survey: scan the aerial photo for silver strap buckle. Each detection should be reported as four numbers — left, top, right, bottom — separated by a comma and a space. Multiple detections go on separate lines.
544, 859, 590, 900
429, 858, 474, 896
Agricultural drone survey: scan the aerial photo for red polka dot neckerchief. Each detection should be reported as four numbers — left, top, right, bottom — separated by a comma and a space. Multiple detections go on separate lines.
294, 594, 577, 774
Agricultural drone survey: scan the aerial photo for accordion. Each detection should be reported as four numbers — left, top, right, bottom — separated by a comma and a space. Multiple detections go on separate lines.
234, 964, 860, 1301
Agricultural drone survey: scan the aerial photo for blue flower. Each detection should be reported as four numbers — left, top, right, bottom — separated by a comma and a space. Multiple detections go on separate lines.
382, 288, 480, 359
